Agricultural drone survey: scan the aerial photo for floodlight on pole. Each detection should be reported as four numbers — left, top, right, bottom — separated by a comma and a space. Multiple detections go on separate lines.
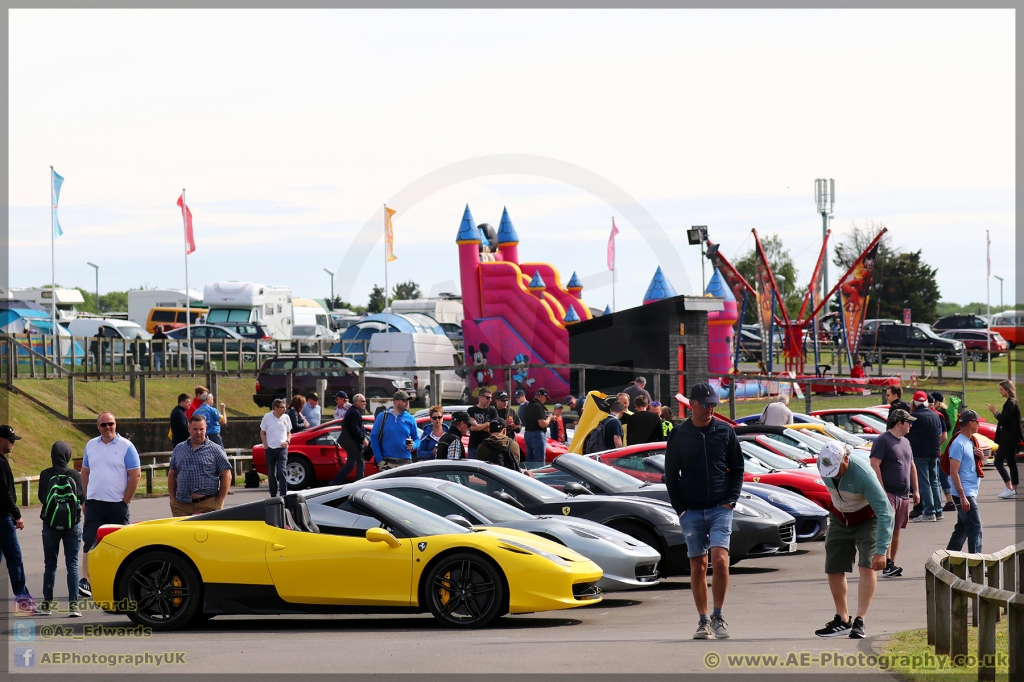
323, 268, 336, 306
775, 274, 787, 302
688, 226, 709, 292
86, 262, 99, 313
814, 179, 835, 295
994, 275, 1004, 310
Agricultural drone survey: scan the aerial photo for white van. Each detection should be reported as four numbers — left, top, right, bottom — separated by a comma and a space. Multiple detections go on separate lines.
64, 318, 151, 366
365, 332, 466, 403
127, 289, 203, 327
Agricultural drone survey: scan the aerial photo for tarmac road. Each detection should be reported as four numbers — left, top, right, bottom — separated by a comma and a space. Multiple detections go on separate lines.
3, 473, 1019, 675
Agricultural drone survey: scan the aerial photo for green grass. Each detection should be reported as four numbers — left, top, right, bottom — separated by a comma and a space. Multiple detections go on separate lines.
881, 622, 1009, 682
0, 388, 93, 478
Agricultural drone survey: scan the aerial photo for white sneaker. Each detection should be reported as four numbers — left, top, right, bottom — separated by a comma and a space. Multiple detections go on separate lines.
911, 514, 936, 523
998, 488, 1017, 499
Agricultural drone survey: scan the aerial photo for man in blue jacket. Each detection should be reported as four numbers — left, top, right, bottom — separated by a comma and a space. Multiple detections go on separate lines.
664, 382, 744, 641
370, 390, 420, 470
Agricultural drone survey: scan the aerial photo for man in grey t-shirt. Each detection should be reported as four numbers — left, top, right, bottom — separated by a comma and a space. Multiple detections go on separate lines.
869, 409, 920, 578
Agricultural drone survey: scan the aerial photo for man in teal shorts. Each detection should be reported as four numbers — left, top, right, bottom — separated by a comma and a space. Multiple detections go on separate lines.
814, 440, 894, 640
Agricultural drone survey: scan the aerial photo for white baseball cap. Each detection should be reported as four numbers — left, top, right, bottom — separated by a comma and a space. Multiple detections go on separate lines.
817, 441, 848, 478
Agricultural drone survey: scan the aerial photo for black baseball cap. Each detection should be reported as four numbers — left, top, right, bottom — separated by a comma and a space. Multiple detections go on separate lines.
307, 392, 319, 401
535, 388, 549, 397
514, 389, 526, 398
689, 382, 719, 407
450, 411, 472, 425
0, 426, 21, 442
959, 409, 980, 425
930, 391, 943, 404
489, 419, 505, 433
334, 391, 348, 399
496, 391, 509, 400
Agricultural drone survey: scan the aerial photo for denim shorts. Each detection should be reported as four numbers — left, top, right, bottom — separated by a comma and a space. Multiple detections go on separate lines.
679, 506, 734, 558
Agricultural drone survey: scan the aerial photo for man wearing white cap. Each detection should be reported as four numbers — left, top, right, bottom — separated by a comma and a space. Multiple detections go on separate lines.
815, 441, 894, 640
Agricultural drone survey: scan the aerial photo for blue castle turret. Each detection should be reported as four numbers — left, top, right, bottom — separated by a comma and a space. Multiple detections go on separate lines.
642, 266, 677, 305
456, 204, 480, 244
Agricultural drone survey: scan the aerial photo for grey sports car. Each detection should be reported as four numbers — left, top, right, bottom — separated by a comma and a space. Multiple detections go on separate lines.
303, 478, 662, 591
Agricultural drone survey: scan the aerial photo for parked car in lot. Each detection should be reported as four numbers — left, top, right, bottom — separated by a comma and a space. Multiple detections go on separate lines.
579, 443, 827, 542
859, 323, 964, 365
304, 477, 661, 591
369, 458, 693, 576
165, 324, 275, 361
252, 355, 416, 408
989, 311, 1024, 348
938, 329, 1009, 360
63, 318, 151, 365
932, 314, 989, 332
88, 491, 602, 630
529, 453, 798, 564
213, 321, 274, 342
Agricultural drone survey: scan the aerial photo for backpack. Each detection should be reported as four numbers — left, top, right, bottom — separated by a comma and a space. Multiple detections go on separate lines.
244, 470, 262, 488
42, 473, 81, 531
583, 417, 613, 455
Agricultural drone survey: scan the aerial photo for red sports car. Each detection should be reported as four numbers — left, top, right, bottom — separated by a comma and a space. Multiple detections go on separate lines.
252, 413, 568, 489
586, 441, 830, 509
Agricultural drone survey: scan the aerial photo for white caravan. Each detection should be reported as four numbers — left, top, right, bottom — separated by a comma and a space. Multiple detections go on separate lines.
202, 282, 293, 340
127, 289, 203, 327
9, 287, 86, 320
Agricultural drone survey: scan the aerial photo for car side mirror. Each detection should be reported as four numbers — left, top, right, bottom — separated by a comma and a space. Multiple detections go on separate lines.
444, 514, 473, 529
365, 527, 401, 548
490, 490, 525, 509
563, 482, 593, 496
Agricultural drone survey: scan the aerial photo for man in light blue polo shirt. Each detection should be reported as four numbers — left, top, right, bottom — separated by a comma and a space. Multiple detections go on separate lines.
947, 410, 984, 554
79, 412, 141, 598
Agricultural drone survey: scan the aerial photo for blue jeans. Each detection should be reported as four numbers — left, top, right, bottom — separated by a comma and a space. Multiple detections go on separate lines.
524, 431, 547, 463
915, 457, 942, 516
42, 524, 81, 606
680, 506, 734, 558
0, 515, 29, 599
946, 496, 983, 554
265, 447, 288, 497
208, 433, 224, 447
939, 469, 953, 496
467, 447, 478, 460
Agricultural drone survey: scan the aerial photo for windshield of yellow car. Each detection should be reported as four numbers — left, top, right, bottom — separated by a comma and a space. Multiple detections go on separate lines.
358, 490, 470, 537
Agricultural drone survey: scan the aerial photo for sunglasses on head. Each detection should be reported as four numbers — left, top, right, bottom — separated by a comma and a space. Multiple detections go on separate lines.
99, 422, 115, 428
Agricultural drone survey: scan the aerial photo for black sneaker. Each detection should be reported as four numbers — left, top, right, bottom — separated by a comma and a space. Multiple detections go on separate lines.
78, 578, 91, 598
815, 614, 852, 637
882, 561, 902, 578
849, 616, 865, 639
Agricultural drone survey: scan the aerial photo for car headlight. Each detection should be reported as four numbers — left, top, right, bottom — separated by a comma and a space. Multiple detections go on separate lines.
814, 479, 825, 486
391, 380, 402, 388
733, 502, 765, 518
768, 492, 815, 511
653, 508, 680, 525
499, 538, 569, 567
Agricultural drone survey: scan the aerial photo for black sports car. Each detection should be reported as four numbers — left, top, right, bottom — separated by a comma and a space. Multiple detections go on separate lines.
370, 459, 691, 577
531, 454, 799, 564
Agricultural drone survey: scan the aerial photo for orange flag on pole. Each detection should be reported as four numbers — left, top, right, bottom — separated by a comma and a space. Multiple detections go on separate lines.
385, 206, 397, 262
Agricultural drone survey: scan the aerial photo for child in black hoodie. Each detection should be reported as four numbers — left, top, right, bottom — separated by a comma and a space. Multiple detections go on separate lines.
38, 442, 84, 617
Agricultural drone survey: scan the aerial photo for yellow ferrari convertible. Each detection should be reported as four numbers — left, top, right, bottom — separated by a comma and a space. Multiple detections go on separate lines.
88, 489, 602, 631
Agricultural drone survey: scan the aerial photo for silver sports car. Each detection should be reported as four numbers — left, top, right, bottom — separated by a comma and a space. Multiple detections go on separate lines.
303, 477, 662, 591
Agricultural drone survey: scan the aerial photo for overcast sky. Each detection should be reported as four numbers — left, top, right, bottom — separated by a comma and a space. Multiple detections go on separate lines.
8, 8, 1015, 315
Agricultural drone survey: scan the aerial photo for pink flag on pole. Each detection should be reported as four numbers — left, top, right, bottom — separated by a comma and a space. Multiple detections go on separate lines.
177, 194, 196, 255
607, 219, 620, 270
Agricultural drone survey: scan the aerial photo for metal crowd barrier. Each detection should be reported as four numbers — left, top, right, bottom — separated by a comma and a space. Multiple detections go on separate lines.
13, 452, 253, 503
925, 542, 1024, 681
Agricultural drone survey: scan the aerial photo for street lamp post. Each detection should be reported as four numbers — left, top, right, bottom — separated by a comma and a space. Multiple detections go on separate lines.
687, 226, 709, 292
86, 262, 99, 313
324, 268, 336, 309
814, 179, 835, 294
994, 275, 1004, 311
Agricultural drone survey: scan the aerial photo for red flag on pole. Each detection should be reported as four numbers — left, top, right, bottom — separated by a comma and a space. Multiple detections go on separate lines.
177, 194, 196, 255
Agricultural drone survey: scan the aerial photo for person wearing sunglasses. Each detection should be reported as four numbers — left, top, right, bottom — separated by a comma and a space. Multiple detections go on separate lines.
946, 410, 986, 554
0, 426, 33, 613
331, 394, 368, 485
79, 413, 141, 600
417, 405, 448, 460
467, 389, 499, 460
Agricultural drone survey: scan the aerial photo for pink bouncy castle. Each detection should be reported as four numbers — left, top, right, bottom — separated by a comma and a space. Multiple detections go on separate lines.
458, 205, 591, 399
704, 268, 738, 374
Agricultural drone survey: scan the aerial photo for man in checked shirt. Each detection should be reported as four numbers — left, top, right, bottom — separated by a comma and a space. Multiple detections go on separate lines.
167, 414, 233, 517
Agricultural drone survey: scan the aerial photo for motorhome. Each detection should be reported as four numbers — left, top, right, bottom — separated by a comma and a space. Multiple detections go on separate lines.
391, 294, 464, 324
127, 289, 203, 327
9, 287, 85, 320
202, 282, 293, 340
365, 332, 466, 403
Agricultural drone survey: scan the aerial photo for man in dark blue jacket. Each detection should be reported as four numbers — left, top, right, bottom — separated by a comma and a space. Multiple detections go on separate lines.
664, 383, 743, 641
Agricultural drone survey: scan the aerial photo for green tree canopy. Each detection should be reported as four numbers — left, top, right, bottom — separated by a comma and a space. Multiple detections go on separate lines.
391, 280, 421, 301
733, 234, 802, 323
367, 285, 387, 314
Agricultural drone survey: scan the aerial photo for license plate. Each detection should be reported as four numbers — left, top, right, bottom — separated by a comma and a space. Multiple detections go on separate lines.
788, 542, 798, 553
